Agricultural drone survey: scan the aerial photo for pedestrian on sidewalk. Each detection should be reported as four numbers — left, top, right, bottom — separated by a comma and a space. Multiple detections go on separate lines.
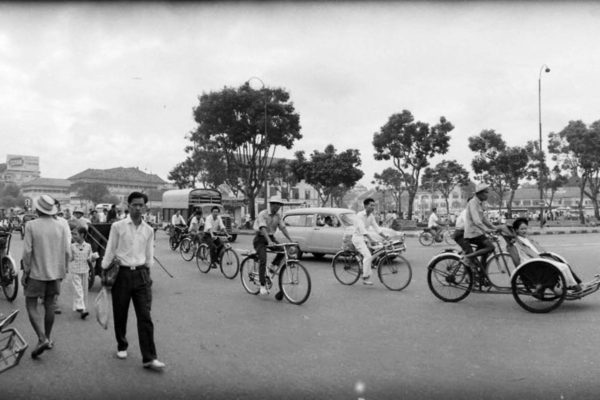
102, 191, 166, 371
21, 194, 71, 359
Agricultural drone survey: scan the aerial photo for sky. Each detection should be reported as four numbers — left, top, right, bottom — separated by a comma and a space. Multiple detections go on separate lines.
1, 1, 600, 188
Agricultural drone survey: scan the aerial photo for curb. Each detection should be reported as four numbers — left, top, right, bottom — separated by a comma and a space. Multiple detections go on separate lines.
236, 229, 600, 238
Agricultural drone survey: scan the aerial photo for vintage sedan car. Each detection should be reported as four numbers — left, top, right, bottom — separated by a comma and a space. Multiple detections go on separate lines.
274, 207, 403, 259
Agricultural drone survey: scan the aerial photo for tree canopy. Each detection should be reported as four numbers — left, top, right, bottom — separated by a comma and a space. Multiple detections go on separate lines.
186, 82, 301, 218
292, 144, 363, 207
421, 160, 469, 215
372, 168, 407, 215
70, 182, 111, 204
372, 109, 454, 219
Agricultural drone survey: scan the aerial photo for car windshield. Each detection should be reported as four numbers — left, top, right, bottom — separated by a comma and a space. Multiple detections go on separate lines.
339, 213, 356, 226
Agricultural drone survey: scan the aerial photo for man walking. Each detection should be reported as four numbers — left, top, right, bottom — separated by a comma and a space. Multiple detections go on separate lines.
21, 194, 71, 358
102, 191, 165, 371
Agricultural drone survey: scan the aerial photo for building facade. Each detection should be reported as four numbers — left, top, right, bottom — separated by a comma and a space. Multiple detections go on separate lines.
1, 154, 41, 185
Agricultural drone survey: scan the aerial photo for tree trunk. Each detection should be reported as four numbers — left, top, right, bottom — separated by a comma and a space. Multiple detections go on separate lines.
579, 186, 586, 224
407, 189, 416, 220
445, 197, 450, 216
507, 190, 515, 216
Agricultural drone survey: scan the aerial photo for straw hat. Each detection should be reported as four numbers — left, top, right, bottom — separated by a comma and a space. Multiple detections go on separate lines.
268, 195, 284, 204
475, 183, 490, 193
33, 195, 58, 216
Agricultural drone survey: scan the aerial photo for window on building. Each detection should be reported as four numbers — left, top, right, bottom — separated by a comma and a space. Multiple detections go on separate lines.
292, 188, 299, 200
305, 190, 311, 200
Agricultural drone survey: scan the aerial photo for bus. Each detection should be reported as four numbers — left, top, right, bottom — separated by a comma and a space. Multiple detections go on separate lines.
161, 188, 238, 241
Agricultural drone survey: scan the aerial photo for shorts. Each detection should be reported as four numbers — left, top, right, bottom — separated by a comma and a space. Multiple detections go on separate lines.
23, 278, 61, 298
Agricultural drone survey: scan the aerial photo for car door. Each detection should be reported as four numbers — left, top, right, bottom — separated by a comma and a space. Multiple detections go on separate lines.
310, 213, 344, 254
280, 213, 314, 253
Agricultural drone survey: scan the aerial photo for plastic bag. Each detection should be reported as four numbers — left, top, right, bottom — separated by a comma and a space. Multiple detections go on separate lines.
94, 287, 110, 330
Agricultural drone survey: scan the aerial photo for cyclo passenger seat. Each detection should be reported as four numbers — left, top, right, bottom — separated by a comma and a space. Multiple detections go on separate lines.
497, 224, 520, 266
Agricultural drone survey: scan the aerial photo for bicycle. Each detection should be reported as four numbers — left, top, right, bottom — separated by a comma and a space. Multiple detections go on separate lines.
0, 310, 28, 374
179, 232, 201, 262
195, 233, 240, 279
240, 242, 311, 305
419, 225, 454, 246
331, 238, 412, 291
168, 225, 187, 251
0, 229, 18, 302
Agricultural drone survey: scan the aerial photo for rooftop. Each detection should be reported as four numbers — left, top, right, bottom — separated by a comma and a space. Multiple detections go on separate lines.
68, 167, 166, 185
21, 177, 71, 188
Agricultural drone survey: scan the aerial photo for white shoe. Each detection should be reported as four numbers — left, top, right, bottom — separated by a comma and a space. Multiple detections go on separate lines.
362, 277, 374, 286
143, 359, 166, 371
259, 286, 269, 295
116, 350, 128, 359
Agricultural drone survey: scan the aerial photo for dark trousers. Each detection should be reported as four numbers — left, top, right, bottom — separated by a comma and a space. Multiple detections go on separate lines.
204, 233, 223, 264
253, 234, 284, 286
111, 267, 157, 363
453, 229, 472, 255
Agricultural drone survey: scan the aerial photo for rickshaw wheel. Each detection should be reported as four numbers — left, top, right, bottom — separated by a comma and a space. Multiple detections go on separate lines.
511, 262, 567, 313
427, 254, 473, 302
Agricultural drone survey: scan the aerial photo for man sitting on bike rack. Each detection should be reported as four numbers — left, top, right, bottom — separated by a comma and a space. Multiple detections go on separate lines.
204, 206, 229, 269
351, 197, 389, 286
189, 209, 204, 245
463, 184, 498, 281
253, 195, 293, 296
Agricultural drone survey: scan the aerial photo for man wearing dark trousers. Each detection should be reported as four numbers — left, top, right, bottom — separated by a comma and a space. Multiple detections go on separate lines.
102, 191, 165, 371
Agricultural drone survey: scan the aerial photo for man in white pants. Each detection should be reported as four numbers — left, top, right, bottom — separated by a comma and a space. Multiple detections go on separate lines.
351, 198, 389, 285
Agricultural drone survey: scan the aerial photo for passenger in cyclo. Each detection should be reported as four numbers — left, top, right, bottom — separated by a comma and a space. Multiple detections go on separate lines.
204, 206, 229, 269
510, 217, 584, 292
351, 197, 390, 286
253, 196, 293, 296
462, 184, 499, 278
452, 207, 472, 255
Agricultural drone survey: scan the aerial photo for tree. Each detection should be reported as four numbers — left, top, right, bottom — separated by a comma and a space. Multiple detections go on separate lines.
268, 159, 300, 201
0, 183, 24, 208
421, 160, 470, 215
372, 109, 454, 219
188, 83, 301, 218
372, 168, 407, 215
168, 138, 228, 190
70, 182, 111, 204
292, 145, 364, 207
525, 140, 568, 213
468, 130, 529, 215
549, 120, 600, 222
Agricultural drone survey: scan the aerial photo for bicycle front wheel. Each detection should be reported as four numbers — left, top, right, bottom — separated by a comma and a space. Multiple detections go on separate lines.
377, 254, 412, 291
332, 251, 361, 285
427, 254, 473, 302
180, 237, 195, 262
1, 257, 18, 302
195, 244, 212, 273
279, 261, 311, 305
240, 256, 260, 295
419, 232, 433, 246
220, 248, 240, 279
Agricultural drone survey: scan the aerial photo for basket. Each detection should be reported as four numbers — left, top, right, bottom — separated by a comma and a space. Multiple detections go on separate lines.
0, 328, 28, 373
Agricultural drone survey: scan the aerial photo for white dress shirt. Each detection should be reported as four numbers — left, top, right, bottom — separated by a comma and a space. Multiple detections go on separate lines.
102, 217, 154, 269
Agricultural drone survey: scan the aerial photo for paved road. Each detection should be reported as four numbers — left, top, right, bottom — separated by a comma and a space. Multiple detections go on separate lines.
2, 232, 600, 399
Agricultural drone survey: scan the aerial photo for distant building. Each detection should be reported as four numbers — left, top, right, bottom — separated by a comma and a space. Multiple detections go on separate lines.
21, 178, 72, 207
68, 167, 168, 206
1, 154, 41, 185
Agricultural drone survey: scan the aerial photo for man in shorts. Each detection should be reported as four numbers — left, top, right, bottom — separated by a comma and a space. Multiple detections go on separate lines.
21, 194, 71, 359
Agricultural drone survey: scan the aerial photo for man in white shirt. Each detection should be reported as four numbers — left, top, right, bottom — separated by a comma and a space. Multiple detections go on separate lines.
171, 210, 186, 227
102, 192, 165, 371
428, 207, 440, 239
351, 197, 389, 285
204, 207, 227, 267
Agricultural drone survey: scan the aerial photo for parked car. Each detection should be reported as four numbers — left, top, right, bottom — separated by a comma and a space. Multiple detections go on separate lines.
274, 207, 404, 259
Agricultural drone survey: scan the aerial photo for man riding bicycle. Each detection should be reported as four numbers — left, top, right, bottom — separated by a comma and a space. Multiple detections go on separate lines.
253, 195, 293, 296
352, 197, 389, 285
189, 209, 204, 243
428, 207, 442, 241
204, 206, 229, 269
463, 184, 498, 278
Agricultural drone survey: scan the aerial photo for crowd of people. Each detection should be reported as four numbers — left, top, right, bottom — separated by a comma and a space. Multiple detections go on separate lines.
20, 192, 165, 371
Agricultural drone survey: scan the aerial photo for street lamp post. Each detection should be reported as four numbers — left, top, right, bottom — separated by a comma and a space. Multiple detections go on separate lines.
538, 64, 550, 227
246, 76, 269, 208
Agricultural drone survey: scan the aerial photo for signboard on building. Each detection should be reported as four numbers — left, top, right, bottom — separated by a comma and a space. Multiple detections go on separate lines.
6, 154, 40, 172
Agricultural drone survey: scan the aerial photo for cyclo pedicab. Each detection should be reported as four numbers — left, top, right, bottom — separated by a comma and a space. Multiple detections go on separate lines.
426, 225, 600, 313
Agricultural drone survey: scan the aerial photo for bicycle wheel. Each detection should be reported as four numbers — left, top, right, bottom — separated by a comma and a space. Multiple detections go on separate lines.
279, 261, 311, 305
169, 236, 179, 251
179, 237, 194, 261
419, 232, 434, 246
444, 230, 455, 245
512, 262, 566, 313
195, 244, 212, 273
377, 253, 412, 291
240, 256, 260, 295
427, 254, 473, 302
332, 251, 361, 285
220, 248, 240, 279
1, 257, 18, 302
486, 252, 513, 288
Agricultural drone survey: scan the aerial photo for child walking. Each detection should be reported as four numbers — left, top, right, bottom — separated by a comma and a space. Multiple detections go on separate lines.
69, 226, 96, 319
